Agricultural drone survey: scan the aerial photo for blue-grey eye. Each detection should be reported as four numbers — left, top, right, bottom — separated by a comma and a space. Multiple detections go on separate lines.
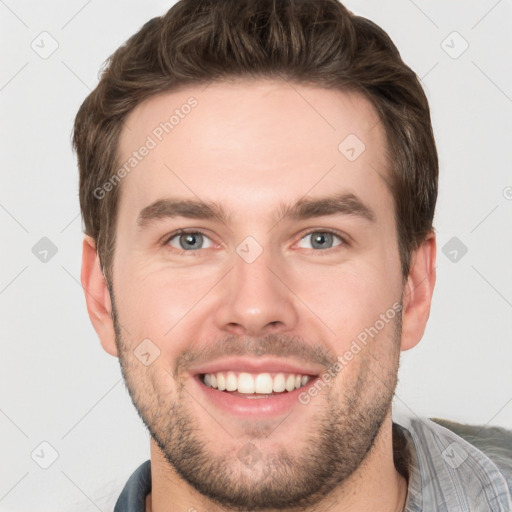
168, 232, 213, 251
298, 232, 342, 250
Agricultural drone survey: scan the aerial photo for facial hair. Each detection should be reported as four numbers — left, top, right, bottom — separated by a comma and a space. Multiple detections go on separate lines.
111, 294, 402, 511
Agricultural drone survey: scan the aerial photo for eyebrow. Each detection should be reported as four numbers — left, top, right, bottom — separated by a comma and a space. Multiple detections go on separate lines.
137, 192, 376, 230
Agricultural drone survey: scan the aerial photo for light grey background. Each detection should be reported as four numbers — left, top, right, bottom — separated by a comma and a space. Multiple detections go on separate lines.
1, 1, 511, 511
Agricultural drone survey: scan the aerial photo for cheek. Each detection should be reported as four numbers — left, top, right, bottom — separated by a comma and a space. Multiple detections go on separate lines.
113, 265, 218, 354
120, 352, 178, 426
112, 225, 403, 362
290, 260, 399, 345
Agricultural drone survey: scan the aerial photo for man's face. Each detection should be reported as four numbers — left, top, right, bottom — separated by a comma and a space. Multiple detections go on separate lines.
111, 80, 405, 508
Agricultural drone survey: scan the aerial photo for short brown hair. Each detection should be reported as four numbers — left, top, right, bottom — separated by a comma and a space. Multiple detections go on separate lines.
73, 0, 438, 285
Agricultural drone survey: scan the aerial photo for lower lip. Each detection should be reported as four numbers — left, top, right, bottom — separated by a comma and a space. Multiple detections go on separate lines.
193, 375, 318, 417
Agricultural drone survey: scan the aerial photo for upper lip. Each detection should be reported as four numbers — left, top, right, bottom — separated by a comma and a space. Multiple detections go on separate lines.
188, 357, 325, 377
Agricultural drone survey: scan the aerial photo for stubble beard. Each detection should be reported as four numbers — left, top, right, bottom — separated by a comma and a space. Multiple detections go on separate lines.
112, 298, 401, 511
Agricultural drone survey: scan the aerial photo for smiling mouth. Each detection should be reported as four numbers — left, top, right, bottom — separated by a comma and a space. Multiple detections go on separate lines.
199, 371, 315, 398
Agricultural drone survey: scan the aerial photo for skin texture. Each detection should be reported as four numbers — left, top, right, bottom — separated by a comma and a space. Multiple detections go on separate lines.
81, 79, 436, 511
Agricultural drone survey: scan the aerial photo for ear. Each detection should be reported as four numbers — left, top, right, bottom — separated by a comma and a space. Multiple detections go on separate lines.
400, 231, 436, 351
81, 235, 118, 357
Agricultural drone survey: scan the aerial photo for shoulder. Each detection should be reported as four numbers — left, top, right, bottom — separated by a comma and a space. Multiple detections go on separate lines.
113, 460, 152, 512
431, 417, 512, 494
393, 414, 512, 511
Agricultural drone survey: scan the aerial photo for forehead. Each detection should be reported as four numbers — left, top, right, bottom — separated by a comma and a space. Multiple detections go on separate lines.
116, 79, 391, 227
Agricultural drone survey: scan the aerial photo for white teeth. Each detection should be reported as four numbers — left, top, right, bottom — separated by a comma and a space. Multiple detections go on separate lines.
285, 374, 295, 392
254, 373, 273, 394
225, 371, 237, 391
202, 371, 312, 394
273, 373, 286, 392
238, 372, 255, 393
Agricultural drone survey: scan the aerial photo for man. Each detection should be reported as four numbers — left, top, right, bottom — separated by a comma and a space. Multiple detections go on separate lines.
74, 0, 512, 510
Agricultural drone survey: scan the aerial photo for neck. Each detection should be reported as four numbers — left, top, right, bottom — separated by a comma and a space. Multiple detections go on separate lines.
146, 413, 407, 512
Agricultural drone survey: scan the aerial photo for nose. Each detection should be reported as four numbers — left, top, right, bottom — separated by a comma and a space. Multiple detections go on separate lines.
213, 246, 299, 337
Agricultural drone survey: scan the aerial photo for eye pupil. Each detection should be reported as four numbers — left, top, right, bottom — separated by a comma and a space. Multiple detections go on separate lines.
180, 233, 203, 250
311, 232, 333, 249
172, 231, 340, 252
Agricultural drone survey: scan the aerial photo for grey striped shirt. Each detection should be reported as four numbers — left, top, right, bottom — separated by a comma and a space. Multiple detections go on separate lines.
394, 414, 512, 511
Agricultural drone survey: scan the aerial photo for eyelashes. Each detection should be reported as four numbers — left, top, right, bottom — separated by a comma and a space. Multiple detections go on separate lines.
161, 228, 350, 256
297, 230, 347, 251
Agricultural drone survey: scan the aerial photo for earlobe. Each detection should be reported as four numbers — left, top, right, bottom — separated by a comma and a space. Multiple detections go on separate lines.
81, 235, 118, 357
400, 231, 437, 351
